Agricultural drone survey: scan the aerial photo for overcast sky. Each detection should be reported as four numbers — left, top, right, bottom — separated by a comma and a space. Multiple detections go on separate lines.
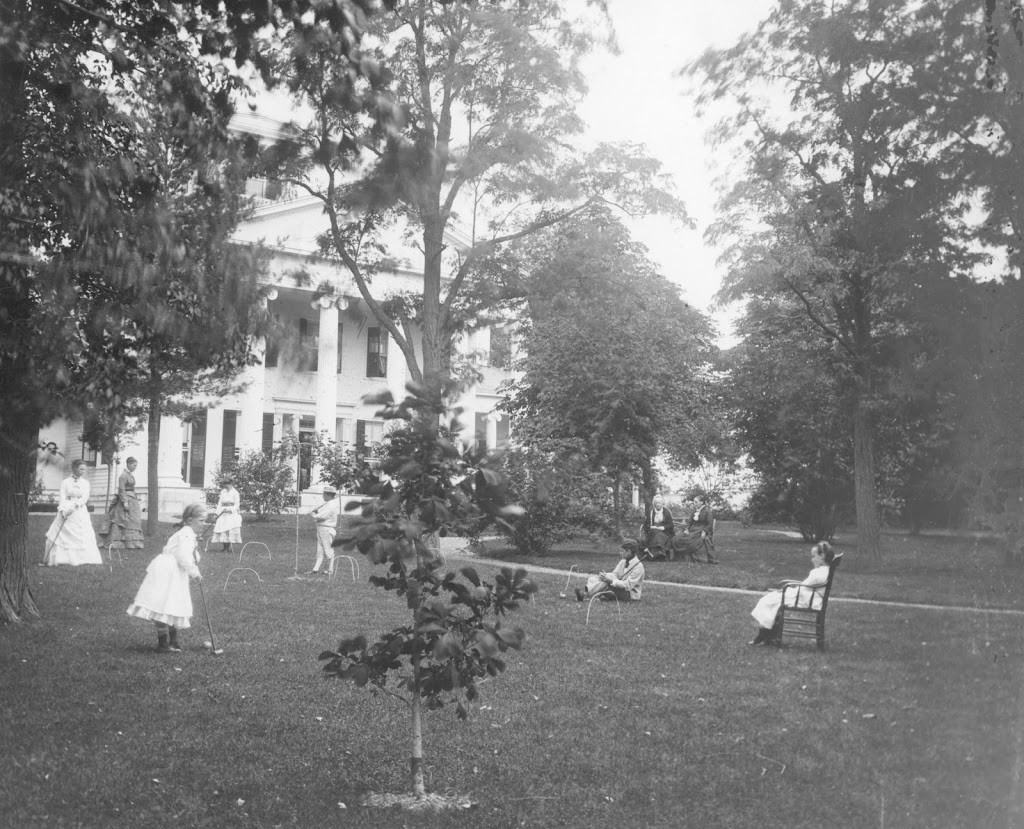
578, 0, 776, 340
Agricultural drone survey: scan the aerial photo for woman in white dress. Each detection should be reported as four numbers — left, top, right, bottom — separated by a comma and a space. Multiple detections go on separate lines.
749, 541, 835, 645
126, 503, 205, 652
211, 483, 242, 553
44, 460, 102, 566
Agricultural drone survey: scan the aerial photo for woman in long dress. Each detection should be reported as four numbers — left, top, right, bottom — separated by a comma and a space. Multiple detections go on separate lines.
44, 460, 103, 566
749, 541, 835, 645
211, 482, 242, 553
107, 456, 144, 551
126, 503, 205, 652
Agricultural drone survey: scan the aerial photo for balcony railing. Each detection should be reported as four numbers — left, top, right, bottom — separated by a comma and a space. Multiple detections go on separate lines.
245, 177, 301, 205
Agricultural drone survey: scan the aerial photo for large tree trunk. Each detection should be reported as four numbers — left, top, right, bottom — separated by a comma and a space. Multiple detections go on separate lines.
0, 0, 41, 622
146, 397, 162, 536
852, 391, 881, 559
0, 419, 40, 623
421, 212, 445, 383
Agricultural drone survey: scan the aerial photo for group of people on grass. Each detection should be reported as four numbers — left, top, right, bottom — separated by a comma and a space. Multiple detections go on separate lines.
41, 460, 251, 652
43, 463, 244, 567
639, 493, 718, 564
41, 461, 835, 651
40, 459, 346, 652
574, 493, 712, 604
574, 493, 837, 645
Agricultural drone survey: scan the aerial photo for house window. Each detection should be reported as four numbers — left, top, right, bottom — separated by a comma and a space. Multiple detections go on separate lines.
489, 325, 513, 369
298, 415, 316, 490
366, 327, 387, 378
356, 419, 384, 457
299, 318, 319, 372
180, 412, 207, 486
337, 323, 344, 374
335, 417, 349, 445
475, 412, 488, 454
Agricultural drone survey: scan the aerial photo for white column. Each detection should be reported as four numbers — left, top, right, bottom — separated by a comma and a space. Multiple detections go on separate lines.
203, 407, 224, 486
237, 336, 267, 455
382, 323, 405, 403
156, 416, 188, 522
157, 416, 185, 487
314, 301, 339, 490
486, 412, 499, 452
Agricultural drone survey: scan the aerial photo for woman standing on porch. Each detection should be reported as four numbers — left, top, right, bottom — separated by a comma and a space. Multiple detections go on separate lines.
107, 457, 144, 551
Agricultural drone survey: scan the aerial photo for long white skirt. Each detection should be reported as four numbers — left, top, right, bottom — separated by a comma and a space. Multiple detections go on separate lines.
751, 587, 824, 628
45, 508, 102, 566
211, 511, 242, 543
126, 552, 194, 628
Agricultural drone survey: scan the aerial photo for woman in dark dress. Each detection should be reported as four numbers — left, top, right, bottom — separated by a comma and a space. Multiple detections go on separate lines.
108, 457, 144, 550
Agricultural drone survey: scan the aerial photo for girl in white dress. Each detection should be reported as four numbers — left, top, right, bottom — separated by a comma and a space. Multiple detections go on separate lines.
44, 460, 102, 566
749, 541, 835, 645
211, 483, 242, 553
126, 503, 206, 652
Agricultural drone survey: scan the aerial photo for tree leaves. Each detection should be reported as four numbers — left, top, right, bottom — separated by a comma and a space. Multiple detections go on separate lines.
319, 380, 536, 730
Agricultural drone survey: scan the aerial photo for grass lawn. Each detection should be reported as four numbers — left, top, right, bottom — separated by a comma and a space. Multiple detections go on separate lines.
1, 515, 1021, 828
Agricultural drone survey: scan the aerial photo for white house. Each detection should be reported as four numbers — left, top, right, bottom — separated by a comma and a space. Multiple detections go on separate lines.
37, 115, 515, 519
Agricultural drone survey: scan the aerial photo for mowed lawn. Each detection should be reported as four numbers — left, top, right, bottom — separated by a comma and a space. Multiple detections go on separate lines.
1, 516, 1021, 828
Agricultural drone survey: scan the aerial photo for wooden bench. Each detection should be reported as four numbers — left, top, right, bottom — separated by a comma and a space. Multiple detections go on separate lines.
777, 552, 843, 650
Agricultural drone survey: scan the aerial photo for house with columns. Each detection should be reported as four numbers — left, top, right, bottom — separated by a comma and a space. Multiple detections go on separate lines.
36, 114, 515, 519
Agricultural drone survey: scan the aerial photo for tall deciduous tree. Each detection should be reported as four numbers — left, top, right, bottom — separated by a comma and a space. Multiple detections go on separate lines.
78, 57, 272, 536
261, 0, 689, 387
503, 210, 715, 527
689, 0, 979, 559
724, 295, 853, 540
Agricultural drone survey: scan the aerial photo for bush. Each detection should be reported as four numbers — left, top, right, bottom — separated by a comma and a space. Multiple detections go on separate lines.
312, 437, 384, 494
496, 448, 614, 556
213, 450, 295, 520
747, 485, 847, 541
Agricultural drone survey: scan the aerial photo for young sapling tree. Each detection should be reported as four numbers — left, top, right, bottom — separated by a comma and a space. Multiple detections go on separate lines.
319, 379, 535, 809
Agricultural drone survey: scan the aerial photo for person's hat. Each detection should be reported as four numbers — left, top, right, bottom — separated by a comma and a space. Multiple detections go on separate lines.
323, 488, 336, 496
621, 539, 639, 554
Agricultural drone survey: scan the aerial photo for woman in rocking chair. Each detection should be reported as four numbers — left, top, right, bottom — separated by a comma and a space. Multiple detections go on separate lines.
749, 541, 835, 645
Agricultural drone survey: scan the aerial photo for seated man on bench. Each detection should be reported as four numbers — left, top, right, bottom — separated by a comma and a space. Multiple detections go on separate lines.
576, 540, 646, 603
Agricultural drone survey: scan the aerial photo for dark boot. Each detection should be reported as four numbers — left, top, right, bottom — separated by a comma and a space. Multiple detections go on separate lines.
168, 626, 182, 653
156, 625, 170, 652
748, 628, 771, 646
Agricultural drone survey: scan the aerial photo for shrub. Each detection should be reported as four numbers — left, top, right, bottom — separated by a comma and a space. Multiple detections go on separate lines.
496, 448, 614, 555
213, 450, 295, 520
312, 437, 382, 494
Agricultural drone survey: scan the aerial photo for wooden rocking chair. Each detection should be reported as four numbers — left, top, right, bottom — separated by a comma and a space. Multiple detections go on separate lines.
776, 553, 843, 650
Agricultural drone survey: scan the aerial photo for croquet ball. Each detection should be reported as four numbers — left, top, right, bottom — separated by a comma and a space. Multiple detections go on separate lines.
203, 641, 213, 649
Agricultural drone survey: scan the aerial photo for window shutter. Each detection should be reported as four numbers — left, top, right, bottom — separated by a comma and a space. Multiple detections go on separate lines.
262, 413, 275, 456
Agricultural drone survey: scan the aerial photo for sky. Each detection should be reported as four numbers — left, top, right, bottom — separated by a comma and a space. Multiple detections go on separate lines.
576, 0, 776, 342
